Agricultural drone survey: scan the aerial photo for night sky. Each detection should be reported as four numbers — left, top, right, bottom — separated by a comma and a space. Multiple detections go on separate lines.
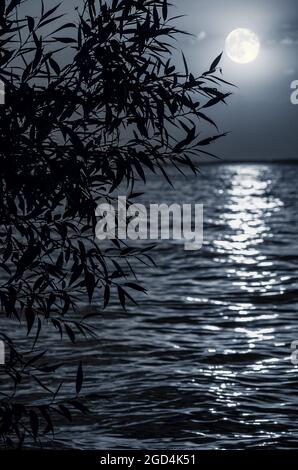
176, 0, 298, 160
24, 0, 298, 161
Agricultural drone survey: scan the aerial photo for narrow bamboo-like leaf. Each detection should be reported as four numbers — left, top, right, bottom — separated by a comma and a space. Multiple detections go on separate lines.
76, 361, 83, 394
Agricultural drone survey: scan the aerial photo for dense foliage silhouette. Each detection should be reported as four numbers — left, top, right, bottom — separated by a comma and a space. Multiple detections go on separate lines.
0, 0, 231, 446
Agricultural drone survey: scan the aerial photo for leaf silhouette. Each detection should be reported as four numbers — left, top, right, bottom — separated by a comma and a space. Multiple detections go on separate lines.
27, 16, 35, 32
209, 52, 223, 72
76, 361, 83, 395
29, 410, 39, 440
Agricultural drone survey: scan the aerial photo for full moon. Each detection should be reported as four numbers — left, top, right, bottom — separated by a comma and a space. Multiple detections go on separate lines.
225, 28, 260, 64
